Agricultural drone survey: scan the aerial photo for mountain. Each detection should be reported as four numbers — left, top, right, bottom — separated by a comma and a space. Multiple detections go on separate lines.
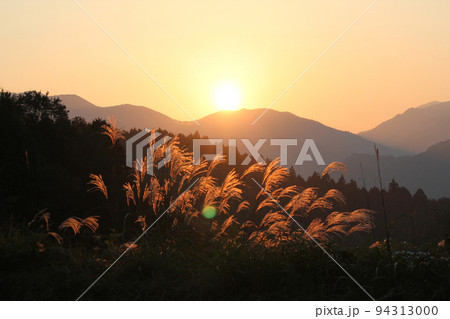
56, 94, 97, 110
193, 109, 405, 177
359, 101, 450, 154
57, 94, 450, 197
343, 139, 450, 199
56, 94, 182, 132
57, 94, 406, 178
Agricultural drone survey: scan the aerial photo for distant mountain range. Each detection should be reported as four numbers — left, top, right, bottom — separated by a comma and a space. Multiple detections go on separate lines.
188, 108, 405, 178
56, 94, 405, 167
344, 139, 450, 199
56, 94, 450, 198
359, 101, 450, 154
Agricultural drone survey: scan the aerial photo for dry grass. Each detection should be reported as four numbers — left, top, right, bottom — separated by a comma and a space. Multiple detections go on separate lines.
28, 209, 99, 244
102, 116, 125, 146
31, 129, 373, 249
321, 161, 348, 177
91, 136, 375, 248
28, 209, 51, 232
59, 216, 99, 235
87, 174, 108, 199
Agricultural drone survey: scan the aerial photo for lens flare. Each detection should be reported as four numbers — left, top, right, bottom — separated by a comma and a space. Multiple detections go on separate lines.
202, 206, 217, 219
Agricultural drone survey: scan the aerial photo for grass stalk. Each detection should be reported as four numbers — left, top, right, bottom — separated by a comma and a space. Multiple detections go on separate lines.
374, 143, 392, 261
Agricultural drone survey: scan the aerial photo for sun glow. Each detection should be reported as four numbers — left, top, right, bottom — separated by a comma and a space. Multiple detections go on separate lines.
213, 83, 242, 111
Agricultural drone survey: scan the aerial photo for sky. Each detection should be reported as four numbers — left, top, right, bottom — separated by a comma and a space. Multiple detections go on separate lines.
1, 0, 449, 133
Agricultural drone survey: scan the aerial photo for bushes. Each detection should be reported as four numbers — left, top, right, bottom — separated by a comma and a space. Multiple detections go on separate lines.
0, 229, 448, 300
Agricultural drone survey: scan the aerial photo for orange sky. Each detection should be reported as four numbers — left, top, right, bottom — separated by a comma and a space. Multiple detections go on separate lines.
1, 0, 449, 133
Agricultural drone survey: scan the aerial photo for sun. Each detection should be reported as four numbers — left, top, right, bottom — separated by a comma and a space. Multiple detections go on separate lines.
213, 83, 242, 111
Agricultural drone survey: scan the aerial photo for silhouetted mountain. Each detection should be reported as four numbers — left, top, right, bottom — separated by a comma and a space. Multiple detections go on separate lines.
57, 94, 183, 132
359, 101, 450, 154
40, 95, 450, 197
58, 94, 407, 178
344, 139, 450, 199
193, 109, 405, 177
56, 94, 97, 110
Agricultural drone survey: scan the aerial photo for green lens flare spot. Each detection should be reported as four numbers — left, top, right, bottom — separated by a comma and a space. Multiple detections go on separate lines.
202, 206, 217, 219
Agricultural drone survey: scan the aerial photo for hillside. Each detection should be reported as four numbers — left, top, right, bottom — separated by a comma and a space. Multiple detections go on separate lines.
56, 94, 182, 132
57, 95, 405, 178
359, 101, 450, 154
343, 139, 450, 199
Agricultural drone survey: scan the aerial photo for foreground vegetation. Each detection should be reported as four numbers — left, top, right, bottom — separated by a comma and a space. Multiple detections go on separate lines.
1, 224, 448, 300
0, 90, 449, 300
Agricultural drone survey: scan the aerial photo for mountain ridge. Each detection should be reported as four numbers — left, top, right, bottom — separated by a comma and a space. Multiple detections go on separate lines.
343, 138, 450, 198
359, 101, 450, 154
56, 93, 406, 174
56, 94, 450, 198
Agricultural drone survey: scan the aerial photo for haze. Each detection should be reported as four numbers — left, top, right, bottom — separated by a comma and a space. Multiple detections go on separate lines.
1, 0, 449, 132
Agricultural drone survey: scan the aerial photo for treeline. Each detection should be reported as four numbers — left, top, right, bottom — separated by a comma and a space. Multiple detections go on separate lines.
289, 173, 450, 245
0, 90, 448, 246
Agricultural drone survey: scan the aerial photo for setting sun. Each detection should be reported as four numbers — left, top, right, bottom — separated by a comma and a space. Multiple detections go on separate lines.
213, 83, 242, 111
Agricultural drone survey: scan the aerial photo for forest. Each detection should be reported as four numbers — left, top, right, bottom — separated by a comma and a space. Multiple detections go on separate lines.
0, 90, 449, 300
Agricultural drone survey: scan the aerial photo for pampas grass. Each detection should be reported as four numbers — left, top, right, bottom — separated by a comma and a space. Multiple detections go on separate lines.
87, 174, 108, 199
59, 216, 99, 235
102, 116, 124, 146
321, 161, 348, 177
243, 161, 375, 248
85, 133, 374, 248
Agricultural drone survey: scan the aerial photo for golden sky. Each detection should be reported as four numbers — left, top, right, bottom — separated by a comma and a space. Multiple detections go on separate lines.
1, 0, 449, 132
